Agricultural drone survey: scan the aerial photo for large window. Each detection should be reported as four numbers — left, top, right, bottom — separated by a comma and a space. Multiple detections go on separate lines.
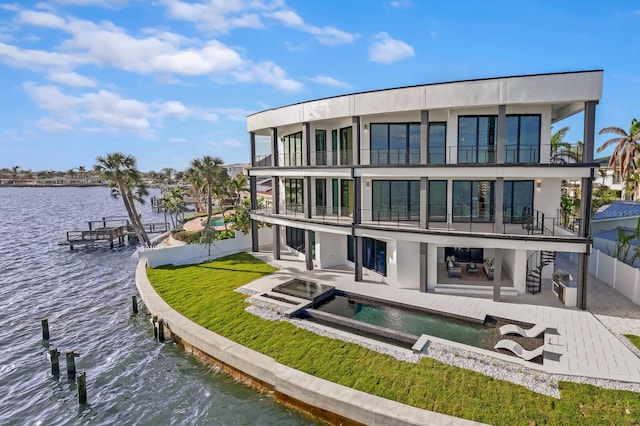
372, 180, 420, 221
428, 180, 447, 221
284, 178, 303, 212
315, 178, 326, 215
285, 227, 305, 252
332, 179, 339, 214
458, 116, 496, 164
282, 132, 303, 166
370, 123, 420, 165
505, 115, 540, 164
315, 130, 327, 165
340, 179, 353, 217
347, 236, 387, 276
452, 180, 494, 222
504, 180, 534, 223
331, 130, 338, 165
428, 122, 446, 164
340, 126, 352, 165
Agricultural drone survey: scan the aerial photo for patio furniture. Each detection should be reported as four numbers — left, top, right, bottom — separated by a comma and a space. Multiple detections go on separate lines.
466, 262, 479, 277
446, 259, 461, 278
483, 259, 494, 280
499, 323, 546, 338
494, 339, 544, 361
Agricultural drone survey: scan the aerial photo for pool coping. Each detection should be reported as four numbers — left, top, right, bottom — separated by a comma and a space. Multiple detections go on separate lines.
135, 257, 485, 426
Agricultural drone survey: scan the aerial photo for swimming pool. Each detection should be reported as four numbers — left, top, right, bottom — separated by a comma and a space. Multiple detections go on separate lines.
208, 218, 225, 227
273, 278, 335, 303
309, 293, 494, 349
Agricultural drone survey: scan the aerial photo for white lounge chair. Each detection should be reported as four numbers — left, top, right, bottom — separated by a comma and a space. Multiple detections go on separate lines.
494, 339, 544, 361
499, 323, 546, 338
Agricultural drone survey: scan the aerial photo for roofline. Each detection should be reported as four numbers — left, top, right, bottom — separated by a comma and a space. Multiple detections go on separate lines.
247, 69, 604, 118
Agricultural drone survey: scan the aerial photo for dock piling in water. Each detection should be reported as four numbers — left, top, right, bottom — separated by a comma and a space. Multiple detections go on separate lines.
66, 351, 78, 381
158, 319, 165, 342
41, 319, 50, 340
48, 346, 60, 376
132, 295, 138, 314
77, 372, 87, 405
152, 316, 158, 339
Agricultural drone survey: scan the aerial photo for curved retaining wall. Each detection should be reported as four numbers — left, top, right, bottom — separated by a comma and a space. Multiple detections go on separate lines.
135, 258, 485, 426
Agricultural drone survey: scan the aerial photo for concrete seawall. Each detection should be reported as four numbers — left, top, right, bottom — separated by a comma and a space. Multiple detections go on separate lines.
135, 258, 485, 426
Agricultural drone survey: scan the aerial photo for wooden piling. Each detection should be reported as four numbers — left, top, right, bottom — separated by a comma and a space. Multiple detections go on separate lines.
66, 350, 77, 380
152, 316, 158, 339
77, 372, 87, 405
48, 346, 59, 376
131, 295, 138, 314
158, 319, 165, 342
41, 319, 50, 340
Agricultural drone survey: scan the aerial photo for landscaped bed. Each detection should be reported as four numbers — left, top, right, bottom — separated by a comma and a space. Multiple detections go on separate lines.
147, 253, 640, 425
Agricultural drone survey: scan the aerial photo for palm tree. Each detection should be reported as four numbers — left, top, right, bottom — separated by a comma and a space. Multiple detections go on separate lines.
190, 156, 226, 245
11, 165, 19, 178
77, 166, 86, 184
550, 126, 582, 164
162, 186, 186, 228
94, 153, 151, 247
183, 167, 205, 213
229, 174, 248, 209
597, 118, 640, 181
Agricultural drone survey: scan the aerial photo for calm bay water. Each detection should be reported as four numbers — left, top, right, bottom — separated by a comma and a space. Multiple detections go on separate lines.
0, 187, 317, 425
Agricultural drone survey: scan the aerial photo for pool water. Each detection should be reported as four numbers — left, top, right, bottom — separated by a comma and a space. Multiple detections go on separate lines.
273, 278, 335, 303
205, 218, 225, 226
314, 294, 493, 349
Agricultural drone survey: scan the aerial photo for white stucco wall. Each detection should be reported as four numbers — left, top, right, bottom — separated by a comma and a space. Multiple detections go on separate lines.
315, 231, 348, 269
395, 240, 421, 290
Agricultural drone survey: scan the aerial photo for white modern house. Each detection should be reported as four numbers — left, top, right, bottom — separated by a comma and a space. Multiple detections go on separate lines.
247, 70, 602, 310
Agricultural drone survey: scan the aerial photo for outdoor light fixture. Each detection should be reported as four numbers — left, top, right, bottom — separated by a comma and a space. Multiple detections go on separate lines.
537, 181, 542, 190
363, 123, 368, 131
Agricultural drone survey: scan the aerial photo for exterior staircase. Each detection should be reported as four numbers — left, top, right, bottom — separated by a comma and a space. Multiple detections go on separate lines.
526, 250, 556, 294
522, 206, 545, 235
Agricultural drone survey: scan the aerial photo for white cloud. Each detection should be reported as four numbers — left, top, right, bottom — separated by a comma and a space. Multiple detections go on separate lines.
48, 71, 97, 87
52, 0, 129, 7
388, 0, 412, 8
210, 138, 244, 149
162, 0, 265, 33
0, 3, 20, 11
23, 83, 228, 134
232, 60, 302, 91
215, 107, 252, 121
309, 75, 351, 89
265, 9, 356, 45
369, 32, 414, 64
10, 9, 302, 90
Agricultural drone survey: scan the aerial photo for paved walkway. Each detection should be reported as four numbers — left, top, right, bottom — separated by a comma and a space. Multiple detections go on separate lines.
243, 251, 640, 383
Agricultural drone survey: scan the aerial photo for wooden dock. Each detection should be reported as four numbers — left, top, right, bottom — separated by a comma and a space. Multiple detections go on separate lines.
63, 216, 169, 249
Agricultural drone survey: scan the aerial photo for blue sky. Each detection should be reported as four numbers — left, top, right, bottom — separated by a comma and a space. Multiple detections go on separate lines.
0, 0, 638, 172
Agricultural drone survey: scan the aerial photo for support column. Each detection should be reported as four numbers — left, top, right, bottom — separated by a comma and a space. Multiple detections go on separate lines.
493, 249, 503, 301
250, 132, 256, 167
353, 116, 361, 165
419, 243, 428, 292
496, 105, 506, 164
577, 101, 597, 310
495, 177, 504, 232
273, 226, 281, 260
304, 176, 311, 218
354, 177, 362, 224
304, 122, 311, 166
305, 230, 313, 270
250, 175, 258, 252
355, 235, 363, 281
419, 177, 429, 229
272, 176, 280, 214
420, 110, 429, 164
271, 127, 279, 167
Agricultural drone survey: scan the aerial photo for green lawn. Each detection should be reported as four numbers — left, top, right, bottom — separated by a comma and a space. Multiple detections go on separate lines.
147, 253, 640, 425
625, 334, 640, 351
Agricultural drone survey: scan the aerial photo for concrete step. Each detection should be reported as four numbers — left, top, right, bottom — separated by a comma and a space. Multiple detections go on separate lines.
434, 284, 518, 297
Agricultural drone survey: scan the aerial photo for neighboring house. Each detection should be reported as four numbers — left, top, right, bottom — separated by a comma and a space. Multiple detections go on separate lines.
246, 70, 602, 310
224, 163, 249, 178
592, 200, 640, 237
594, 156, 623, 192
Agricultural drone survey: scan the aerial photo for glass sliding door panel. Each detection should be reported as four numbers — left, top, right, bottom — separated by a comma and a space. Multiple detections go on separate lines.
409, 124, 421, 164
340, 127, 352, 165
372, 180, 390, 221
505, 117, 519, 163
340, 179, 353, 217
375, 240, 387, 276
478, 116, 496, 163
472, 181, 493, 221
315, 130, 327, 165
371, 124, 388, 165
332, 179, 339, 215
331, 130, 338, 165
458, 117, 477, 163
428, 122, 446, 164
409, 180, 420, 221
519, 116, 540, 163
315, 178, 326, 215
389, 124, 407, 165
428, 180, 447, 221
452, 181, 471, 221
390, 180, 407, 219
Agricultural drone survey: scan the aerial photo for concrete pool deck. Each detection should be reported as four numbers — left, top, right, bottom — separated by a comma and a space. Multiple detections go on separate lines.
243, 251, 640, 384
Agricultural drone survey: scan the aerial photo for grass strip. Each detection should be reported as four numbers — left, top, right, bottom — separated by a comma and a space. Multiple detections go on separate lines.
147, 253, 640, 425
625, 334, 640, 351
